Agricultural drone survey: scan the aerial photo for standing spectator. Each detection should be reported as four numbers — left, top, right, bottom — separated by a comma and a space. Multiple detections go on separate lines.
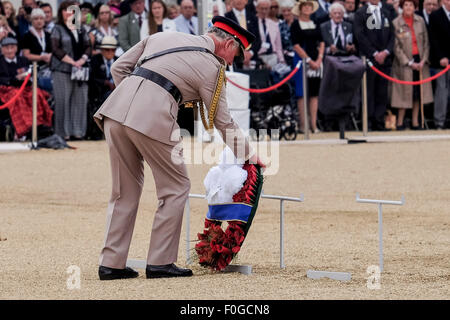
391, 0, 433, 130
225, 0, 261, 67
18, 0, 38, 39
118, 0, 146, 52
147, 0, 177, 36
343, 0, 356, 23
416, 0, 438, 27
291, 0, 325, 133
89, 5, 118, 56
0, 15, 17, 42
174, 0, 198, 35
3, 1, 19, 36
256, 0, 285, 68
50, 0, 91, 140
279, 0, 296, 65
268, 0, 281, 22
311, 0, 331, 25
21, 8, 53, 92
80, 2, 95, 34
40, 2, 55, 34
354, 0, 395, 131
321, 2, 355, 56
428, 0, 450, 129
167, 4, 180, 19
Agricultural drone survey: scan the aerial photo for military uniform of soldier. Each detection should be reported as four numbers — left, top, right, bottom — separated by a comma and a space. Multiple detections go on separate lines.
94, 16, 265, 280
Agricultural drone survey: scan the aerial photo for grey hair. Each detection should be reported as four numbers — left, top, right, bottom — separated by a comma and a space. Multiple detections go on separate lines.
208, 26, 240, 49
278, 0, 295, 8
31, 8, 46, 20
329, 2, 345, 14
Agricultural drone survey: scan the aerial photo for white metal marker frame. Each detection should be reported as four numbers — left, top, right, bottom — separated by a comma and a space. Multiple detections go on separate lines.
185, 192, 304, 270
356, 193, 405, 272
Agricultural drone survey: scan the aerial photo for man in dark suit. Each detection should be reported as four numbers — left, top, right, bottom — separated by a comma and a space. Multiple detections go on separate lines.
354, 0, 395, 130
321, 2, 356, 56
415, 0, 439, 28
225, 0, 261, 67
88, 36, 118, 140
428, 0, 450, 129
311, 0, 331, 25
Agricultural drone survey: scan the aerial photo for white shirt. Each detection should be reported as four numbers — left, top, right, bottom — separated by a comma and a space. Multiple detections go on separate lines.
331, 20, 345, 47
442, 5, 450, 21
422, 8, 429, 24
4, 57, 17, 64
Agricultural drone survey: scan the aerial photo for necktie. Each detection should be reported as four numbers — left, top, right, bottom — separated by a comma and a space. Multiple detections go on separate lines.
239, 12, 247, 29
325, 2, 330, 13
138, 15, 142, 28
335, 24, 343, 50
188, 19, 195, 35
262, 19, 273, 54
106, 60, 112, 81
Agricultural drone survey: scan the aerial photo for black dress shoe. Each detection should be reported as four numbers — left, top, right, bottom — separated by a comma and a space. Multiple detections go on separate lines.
146, 263, 193, 279
411, 125, 423, 130
98, 266, 139, 280
396, 124, 406, 131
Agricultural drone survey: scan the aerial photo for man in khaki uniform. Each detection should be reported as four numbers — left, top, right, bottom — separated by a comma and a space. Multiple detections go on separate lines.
94, 16, 264, 280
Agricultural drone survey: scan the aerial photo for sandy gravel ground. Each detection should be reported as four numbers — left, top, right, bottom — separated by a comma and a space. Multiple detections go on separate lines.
0, 131, 449, 300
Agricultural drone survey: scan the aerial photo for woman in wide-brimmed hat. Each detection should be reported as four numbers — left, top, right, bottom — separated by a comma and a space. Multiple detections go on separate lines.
290, 0, 324, 134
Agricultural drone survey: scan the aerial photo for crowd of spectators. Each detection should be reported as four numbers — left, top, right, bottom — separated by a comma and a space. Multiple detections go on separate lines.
0, 0, 448, 141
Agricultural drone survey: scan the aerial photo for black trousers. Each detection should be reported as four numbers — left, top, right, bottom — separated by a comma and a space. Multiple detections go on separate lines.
366, 65, 391, 129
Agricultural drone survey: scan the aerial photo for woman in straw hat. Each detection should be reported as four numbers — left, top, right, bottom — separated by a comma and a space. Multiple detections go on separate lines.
290, 0, 325, 134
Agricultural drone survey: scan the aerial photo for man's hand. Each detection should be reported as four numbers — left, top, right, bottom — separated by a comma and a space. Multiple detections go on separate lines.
440, 57, 449, 67
330, 45, 338, 54
243, 51, 252, 66
346, 44, 356, 53
374, 51, 387, 65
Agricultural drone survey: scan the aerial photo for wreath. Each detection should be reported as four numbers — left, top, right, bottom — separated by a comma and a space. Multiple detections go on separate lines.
195, 159, 264, 271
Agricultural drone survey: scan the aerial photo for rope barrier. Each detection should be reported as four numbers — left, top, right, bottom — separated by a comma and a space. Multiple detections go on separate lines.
368, 60, 450, 85
0, 72, 32, 110
226, 61, 302, 93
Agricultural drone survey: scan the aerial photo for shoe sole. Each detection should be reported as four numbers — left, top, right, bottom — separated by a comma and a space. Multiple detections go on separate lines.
99, 273, 139, 281
146, 273, 193, 279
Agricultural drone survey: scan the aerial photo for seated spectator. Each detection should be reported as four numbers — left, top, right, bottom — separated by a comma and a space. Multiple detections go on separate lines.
391, 0, 433, 130
0, 37, 53, 139
3, 1, 19, 36
255, 0, 285, 68
174, 0, 198, 35
89, 4, 119, 56
320, 2, 356, 56
0, 15, 17, 42
21, 8, 53, 92
147, 0, 177, 36
40, 2, 55, 33
278, 0, 296, 66
291, 0, 325, 134
87, 36, 118, 140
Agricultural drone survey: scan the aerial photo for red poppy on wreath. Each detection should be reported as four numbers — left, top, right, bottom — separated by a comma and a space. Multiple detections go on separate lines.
195, 148, 264, 271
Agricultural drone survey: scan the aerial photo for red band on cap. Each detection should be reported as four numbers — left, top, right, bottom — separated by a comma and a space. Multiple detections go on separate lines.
213, 21, 249, 49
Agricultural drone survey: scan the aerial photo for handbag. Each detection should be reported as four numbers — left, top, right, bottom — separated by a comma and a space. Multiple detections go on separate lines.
71, 66, 90, 81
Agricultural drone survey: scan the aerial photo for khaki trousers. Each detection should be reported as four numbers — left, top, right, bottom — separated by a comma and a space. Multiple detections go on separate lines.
99, 118, 190, 268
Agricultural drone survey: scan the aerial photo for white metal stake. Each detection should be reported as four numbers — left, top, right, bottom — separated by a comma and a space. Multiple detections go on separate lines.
280, 199, 284, 269
356, 193, 405, 272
